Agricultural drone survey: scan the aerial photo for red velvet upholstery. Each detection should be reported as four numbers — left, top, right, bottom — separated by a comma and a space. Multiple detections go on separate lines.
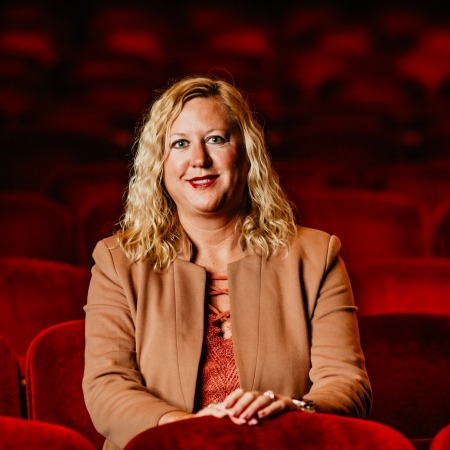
124, 413, 415, 450
0, 416, 96, 450
75, 189, 124, 267
430, 424, 450, 450
365, 159, 450, 211
40, 161, 128, 267
0, 257, 90, 371
0, 192, 75, 263
26, 319, 104, 449
0, 333, 22, 417
273, 158, 358, 194
350, 257, 450, 316
290, 188, 432, 267
359, 314, 450, 448
433, 198, 450, 258
41, 161, 129, 207
275, 121, 398, 171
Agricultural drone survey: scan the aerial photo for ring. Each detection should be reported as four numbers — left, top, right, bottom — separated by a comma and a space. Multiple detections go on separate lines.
263, 390, 275, 402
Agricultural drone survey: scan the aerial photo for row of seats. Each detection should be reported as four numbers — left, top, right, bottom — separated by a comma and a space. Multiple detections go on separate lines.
273, 154, 450, 210
4, 2, 450, 101
1, 314, 449, 449
125, 414, 450, 450
1, 415, 449, 450
0, 190, 122, 267
3, 3, 450, 167
0, 320, 104, 449
4, 151, 450, 207
3, 414, 449, 450
2, 184, 450, 268
0, 416, 96, 450
1, 254, 450, 377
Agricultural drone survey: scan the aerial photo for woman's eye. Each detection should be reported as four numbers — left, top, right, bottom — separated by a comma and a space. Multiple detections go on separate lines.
208, 135, 226, 144
172, 139, 188, 149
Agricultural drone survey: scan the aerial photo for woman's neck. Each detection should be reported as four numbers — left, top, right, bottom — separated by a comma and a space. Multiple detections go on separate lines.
179, 214, 244, 273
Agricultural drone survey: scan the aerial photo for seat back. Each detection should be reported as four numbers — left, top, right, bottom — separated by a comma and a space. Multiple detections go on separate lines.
0, 416, 96, 450
26, 319, 104, 449
290, 188, 432, 267
0, 333, 22, 417
350, 257, 450, 316
39, 161, 127, 267
124, 412, 414, 450
0, 257, 90, 370
75, 189, 124, 267
432, 198, 450, 257
430, 424, 450, 450
359, 314, 450, 446
273, 158, 358, 194
364, 159, 450, 211
0, 192, 75, 263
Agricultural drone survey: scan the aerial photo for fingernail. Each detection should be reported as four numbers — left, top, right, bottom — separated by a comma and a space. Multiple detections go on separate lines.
248, 418, 259, 425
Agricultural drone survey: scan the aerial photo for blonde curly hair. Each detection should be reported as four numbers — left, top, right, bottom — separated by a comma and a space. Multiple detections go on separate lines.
116, 75, 297, 271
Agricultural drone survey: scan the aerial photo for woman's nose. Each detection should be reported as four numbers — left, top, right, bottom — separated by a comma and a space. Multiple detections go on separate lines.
190, 143, 212, 167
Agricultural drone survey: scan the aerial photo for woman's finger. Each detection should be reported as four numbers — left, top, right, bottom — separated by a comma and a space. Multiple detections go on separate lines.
222, 388, 245, 409
196, 404, 228, 419
229, 391, 260, 417
258, 395, 296, 419
237, 391, 276, 420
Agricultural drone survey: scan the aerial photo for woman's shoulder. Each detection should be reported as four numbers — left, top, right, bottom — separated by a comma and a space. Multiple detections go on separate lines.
92, 235, 132, 271
287, 226, 342, 263
93, 235, 122, 257
293, 225, 339, 244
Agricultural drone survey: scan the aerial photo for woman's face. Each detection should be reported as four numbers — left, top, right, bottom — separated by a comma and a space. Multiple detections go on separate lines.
163, 97, 249, 220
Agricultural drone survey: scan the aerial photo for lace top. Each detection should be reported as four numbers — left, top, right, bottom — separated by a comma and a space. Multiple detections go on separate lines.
198, 274, 240, 409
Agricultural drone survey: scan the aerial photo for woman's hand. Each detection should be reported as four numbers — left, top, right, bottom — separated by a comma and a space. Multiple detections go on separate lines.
196, 388, 296, 425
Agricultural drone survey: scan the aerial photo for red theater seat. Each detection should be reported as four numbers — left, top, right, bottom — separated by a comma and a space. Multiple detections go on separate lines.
39, 162, 126, 267
1, 127, 126, 191
0, 257, 90, 371
273, 158, 359, 196
0, 333, 22, 417
432, 198, 450, 257
359, 314, 450, 449
350, 257, 450, 316
26, 320, 104, 450
277, 126, 399, 172
0, 192, 75, 263
0, 416, 96, 450
75, 189, 124, 268
124, 412, 414, 450
0, 27, 57, 69
40, 161, 129, 209
430, 424, 450, 450
365, 159, 450, 211
290, 189, 432, 267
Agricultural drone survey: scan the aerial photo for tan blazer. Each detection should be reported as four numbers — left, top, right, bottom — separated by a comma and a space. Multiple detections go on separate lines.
83, 226, 372, 450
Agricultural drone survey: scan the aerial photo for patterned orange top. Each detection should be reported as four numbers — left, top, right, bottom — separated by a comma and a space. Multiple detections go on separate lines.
198, 274, 240, 409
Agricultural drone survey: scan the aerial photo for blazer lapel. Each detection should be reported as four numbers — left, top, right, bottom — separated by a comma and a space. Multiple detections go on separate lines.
173, 259, 206, 411
228, 255, 262, 390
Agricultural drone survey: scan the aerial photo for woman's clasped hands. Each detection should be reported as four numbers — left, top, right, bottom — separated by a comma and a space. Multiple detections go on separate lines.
195, 388, 295, 425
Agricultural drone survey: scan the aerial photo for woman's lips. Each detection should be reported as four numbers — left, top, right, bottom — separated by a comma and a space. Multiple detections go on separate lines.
188, 175, 218, 189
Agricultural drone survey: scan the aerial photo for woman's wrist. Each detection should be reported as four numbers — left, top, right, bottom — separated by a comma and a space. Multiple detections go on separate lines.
158, 410, 194, 426
291, 398, 316, 413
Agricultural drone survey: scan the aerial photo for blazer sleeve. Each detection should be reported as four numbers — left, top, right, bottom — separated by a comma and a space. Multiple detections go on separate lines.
303, 235, 372, 418
82, 240, 180, 450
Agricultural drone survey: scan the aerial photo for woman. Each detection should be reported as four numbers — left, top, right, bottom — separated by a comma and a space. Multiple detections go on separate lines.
83, 75, 372, 450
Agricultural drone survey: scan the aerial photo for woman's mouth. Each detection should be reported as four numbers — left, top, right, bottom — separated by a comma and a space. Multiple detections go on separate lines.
188, 175, 218, 189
